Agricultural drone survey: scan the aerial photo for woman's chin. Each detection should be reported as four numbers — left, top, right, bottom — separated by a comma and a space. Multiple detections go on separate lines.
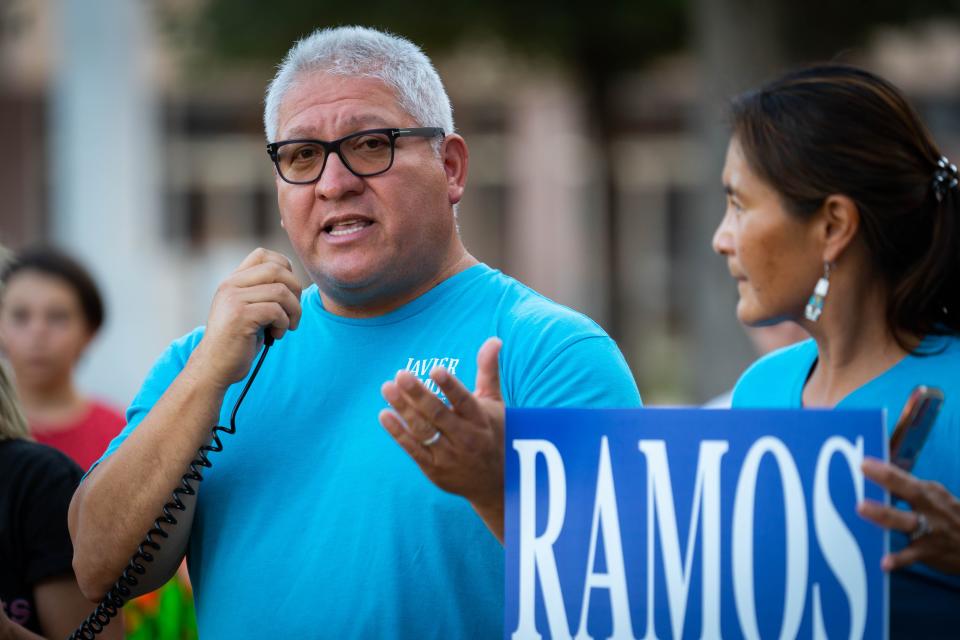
734, 300, 755, 326
736, 303, 798, 329
735, 300, 771, 328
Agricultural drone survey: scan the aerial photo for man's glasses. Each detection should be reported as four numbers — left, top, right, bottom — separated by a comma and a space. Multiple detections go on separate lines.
266, 127, 445, 184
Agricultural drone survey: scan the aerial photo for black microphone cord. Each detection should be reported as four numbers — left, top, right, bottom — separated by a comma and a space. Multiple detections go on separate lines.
69, 335, 274, 639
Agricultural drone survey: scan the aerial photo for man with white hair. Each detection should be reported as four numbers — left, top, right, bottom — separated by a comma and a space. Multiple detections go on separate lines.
69, 26, 641, 638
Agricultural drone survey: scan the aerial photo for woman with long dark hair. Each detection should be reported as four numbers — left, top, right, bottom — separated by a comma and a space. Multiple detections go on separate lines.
714, 65, 960, 633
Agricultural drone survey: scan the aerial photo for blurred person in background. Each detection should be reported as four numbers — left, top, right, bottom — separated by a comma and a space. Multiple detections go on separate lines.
714, 64, 960, 635
0, 332, 123, 639
0, 247, 124, 471
0, 247, 196, 640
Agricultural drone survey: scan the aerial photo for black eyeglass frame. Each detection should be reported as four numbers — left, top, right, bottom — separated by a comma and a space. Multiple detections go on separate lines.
266, 127, 446, 185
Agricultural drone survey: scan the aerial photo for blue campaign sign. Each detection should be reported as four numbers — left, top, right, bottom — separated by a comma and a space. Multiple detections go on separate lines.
505, 408, 888, 640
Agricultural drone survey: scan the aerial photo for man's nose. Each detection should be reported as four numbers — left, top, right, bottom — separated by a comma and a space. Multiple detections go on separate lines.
315, 152, 365, 200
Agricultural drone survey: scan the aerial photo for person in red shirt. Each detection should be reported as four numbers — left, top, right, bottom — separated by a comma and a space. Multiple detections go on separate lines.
0, 247, 124, 471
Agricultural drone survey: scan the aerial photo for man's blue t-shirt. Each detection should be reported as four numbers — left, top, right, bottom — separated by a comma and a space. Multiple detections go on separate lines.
732, 334, 960, 631
96, 264, 641, 638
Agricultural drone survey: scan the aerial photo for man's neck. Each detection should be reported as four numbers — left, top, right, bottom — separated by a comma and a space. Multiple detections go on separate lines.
320, 251, 479, 319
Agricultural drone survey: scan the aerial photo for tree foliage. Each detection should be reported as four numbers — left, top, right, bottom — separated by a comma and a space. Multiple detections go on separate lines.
176, 0, 959, 71
170, 0, 687, 71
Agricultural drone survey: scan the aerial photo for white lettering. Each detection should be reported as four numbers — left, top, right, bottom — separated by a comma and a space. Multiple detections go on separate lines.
574, 437, 636, 640
731, 436, 808, 640
812, 584, 827, 640
812, 436, 866, 640
513, 439, 571, 640
639, 440, 728, 640
403, 356, 460, 379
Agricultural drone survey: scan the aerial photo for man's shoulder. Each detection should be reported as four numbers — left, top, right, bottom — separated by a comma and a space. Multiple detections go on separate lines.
473, 267, 608, 339
157, 325, 206, 365
129, 326, 206, 402
472, 268, 639, 407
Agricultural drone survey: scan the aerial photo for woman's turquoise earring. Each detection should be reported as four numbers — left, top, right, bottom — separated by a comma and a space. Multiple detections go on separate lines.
805, 262, 832, 322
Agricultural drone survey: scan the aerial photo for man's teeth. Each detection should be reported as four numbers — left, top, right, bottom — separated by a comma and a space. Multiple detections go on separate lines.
328, 220, 371, 237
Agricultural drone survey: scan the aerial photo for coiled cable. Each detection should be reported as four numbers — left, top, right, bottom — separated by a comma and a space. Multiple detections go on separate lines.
69, 336, 274, 639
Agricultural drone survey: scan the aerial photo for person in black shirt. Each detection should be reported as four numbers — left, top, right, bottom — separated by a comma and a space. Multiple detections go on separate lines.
0, 361, 122, 639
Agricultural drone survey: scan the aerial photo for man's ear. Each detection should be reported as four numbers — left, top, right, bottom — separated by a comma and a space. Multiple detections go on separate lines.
441, 134, 469, 205
820, 194, 860, 264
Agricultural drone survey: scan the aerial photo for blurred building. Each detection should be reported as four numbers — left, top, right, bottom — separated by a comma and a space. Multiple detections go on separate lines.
1, 0, 958, 407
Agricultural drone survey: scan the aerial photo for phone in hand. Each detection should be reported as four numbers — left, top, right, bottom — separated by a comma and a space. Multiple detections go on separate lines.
889, 385, 944, 472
